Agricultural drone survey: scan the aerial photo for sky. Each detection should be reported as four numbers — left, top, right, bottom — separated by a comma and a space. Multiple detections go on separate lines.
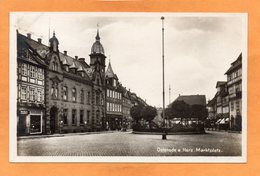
12, 13, 246, 107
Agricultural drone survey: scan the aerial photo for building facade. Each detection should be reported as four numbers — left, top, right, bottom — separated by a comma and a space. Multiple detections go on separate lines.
225, 53, 242, 130
207, 53, 242, 131
16, 29, 148, 135
105, 61, 123, 130
17, 33, 47, 136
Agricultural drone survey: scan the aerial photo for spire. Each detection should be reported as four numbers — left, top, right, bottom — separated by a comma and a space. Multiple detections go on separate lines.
95, 24, 100, 41
105, 60, 115, 78
53, 30, 55, 37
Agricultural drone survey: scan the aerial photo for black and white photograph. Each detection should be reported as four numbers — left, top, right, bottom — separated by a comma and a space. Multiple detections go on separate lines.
9, 12, 247, 162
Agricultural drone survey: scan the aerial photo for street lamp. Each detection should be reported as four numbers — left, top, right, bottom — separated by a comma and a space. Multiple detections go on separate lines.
161, 16, 167, 140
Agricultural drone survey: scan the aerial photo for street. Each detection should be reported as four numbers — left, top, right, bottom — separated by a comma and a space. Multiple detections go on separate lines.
17, 131, 241, 156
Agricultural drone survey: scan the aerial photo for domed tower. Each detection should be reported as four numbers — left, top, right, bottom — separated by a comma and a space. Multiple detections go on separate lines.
89, 28, 106, 130
89, 29, 106, 82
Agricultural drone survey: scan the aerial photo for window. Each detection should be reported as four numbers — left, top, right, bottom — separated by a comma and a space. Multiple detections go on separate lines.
29, 87, 36, 101
231, 101, 234, 111
72, 109, 76, 125
37, 88, 43, 102
21, 86, 27, 100
21, 63, 27, 76
87, 91, 90, 104
80, 110, 84, 124
72, 88, 77, 102
52, 61, 58, 71
107, 89, 109, 97
37, 68, 43, 80
30, 115, 41, 133
96, 110, 100, 123
107, 102, 109, 110
97, 78, 100, 85
29, 65, 36, 78
63, 109, 68, 125
87, 110, 90, 124
80, 89, 84, 104
63, 86, 68, 100
96, 92, 100, 105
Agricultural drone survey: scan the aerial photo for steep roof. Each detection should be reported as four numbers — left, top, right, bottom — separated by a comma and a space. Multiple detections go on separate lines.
105, 61, 118, 79
17, 32, 91, 80
225, 53, 242, 75
172, 95, 206, 106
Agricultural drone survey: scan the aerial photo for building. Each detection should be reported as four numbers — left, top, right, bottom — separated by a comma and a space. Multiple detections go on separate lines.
207, 53, 242, 131
225, 53, 242, 130
17, 33, 47, 136
105, 61, 123, 130
121, 87, 133, 129
173, 95, 207, 107
16, 29, 149, 135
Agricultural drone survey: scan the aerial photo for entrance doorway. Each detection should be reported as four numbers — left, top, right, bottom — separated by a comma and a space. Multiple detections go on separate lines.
50, 106, 58, 134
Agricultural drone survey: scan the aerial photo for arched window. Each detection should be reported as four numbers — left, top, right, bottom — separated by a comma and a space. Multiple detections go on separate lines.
72, 88, 77, 102
51, 82, 58, 99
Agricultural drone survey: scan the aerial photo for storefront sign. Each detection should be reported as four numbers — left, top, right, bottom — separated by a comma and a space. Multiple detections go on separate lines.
19, 110, 29, 115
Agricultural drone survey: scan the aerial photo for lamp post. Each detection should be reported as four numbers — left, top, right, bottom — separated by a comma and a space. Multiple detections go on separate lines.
161, 16, 167, 140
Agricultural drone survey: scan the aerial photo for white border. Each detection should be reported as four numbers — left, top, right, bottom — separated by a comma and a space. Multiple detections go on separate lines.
9, 12, 248, 163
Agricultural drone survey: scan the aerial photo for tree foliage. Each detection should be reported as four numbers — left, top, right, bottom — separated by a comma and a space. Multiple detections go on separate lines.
190, 104, 208, 121
141, 106, 157, 122
130, 104, 144, 122
170, 100, 191, 120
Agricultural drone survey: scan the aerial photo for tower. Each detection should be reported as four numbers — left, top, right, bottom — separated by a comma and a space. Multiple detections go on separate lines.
89, 28, 106, 130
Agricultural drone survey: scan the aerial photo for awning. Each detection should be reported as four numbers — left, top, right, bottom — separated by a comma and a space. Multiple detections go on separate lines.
216, 119, 222, 124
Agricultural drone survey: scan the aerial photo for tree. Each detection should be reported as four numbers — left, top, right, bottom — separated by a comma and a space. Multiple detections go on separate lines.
190, 104, 208, 122
170, 100, 191, 123
141, 106, 157, 123
130, 104, 144, 123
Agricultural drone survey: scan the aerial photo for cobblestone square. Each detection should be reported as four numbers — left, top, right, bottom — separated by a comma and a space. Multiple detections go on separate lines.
17, 131, 242, 156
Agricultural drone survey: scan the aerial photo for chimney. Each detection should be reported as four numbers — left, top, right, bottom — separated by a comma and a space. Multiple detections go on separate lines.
37, 38, 42, 44
78, 57, 85, 62
64, 51, 67, 56
75, 56, 78, 60
27, 33, 31, 39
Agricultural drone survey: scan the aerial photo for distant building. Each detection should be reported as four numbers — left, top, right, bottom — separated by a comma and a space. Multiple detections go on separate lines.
173, 94, 206, 106
225, 53, 242, 130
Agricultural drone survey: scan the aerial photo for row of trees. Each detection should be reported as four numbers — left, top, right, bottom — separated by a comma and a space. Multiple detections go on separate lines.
165, 100, 208, 124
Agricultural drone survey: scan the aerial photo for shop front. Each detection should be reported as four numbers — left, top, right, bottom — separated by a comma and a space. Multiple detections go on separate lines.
17, 107, 45, 136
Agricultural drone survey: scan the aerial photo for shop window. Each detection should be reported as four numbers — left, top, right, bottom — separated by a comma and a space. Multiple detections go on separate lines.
30, 115, 41, 133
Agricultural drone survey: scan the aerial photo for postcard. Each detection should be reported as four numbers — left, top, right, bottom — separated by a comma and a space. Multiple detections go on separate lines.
9, 12, 247, 163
